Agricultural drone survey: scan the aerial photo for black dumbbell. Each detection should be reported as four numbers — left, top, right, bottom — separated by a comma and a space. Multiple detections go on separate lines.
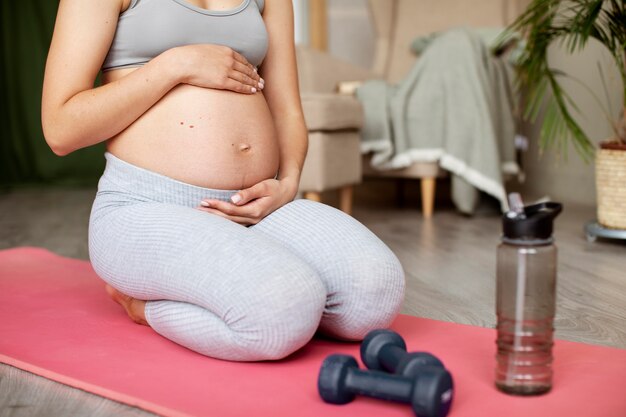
318, 354, 453, 417
361, 329, 444, 377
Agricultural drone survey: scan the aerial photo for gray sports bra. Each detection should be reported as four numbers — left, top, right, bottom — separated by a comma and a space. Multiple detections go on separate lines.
101, 0, 267, 71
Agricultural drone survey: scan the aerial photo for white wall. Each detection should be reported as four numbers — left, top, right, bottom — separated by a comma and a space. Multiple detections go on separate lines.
327, 0, 375, 69
292, 0, 309, 45
294, 0, 375, 70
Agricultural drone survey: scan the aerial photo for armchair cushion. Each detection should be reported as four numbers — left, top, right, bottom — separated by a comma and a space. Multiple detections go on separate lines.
301, 93, 364, 131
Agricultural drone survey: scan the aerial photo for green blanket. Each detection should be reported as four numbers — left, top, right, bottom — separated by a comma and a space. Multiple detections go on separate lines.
356, 28, 520, 214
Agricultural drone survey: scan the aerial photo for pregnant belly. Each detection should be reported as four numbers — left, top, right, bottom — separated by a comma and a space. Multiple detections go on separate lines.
106, 79, 280, 190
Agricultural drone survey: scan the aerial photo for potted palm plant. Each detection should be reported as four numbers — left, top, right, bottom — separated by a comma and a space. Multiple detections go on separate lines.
507, 0, 625, 231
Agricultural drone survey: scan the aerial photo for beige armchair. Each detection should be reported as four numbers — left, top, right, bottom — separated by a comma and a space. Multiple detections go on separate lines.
297, 0, 529, 217
295, 46, 375, 215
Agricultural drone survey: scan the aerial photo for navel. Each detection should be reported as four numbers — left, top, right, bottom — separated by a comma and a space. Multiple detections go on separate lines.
238, 143, 252, 153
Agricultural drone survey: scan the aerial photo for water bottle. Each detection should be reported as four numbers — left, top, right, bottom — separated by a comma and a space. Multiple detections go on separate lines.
495, 194, 562, 395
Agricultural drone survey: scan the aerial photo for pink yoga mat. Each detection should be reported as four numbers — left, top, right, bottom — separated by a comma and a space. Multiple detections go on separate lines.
0, 247, 625, 417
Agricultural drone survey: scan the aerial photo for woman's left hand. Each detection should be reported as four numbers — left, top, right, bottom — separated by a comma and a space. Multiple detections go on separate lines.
195, 178, 298, 226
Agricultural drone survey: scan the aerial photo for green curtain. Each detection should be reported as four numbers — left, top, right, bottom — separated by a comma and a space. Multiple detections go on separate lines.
1, 0, 105, 189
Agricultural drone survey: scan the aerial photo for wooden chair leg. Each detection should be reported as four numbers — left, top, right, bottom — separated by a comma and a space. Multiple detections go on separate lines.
303, 191, 322, 203
339, 186, 353, 215
420, 177, 436, 219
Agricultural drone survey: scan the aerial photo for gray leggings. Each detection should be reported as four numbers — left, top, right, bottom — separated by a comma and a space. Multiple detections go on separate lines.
88, 152, 405, 361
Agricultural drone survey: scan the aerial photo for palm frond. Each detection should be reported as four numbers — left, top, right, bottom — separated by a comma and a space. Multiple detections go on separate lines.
506, 0, 626, 157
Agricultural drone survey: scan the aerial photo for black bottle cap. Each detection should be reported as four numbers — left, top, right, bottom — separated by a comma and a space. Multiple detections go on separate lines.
502, 202, 562, 241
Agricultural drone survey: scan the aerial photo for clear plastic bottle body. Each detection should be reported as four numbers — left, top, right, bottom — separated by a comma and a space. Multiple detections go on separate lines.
495, 240, 557, 395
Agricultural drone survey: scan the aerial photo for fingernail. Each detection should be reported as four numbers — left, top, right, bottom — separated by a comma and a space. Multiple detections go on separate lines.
254, 67, 258, 73
251, 87, 257, 93
258, 81, 264, 89
201, 201, 211, 207
260, 77, 265, 84
231, 194, 241, 204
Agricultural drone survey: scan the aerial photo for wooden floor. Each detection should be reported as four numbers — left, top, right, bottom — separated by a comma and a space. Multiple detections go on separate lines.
1, 180, 625, 417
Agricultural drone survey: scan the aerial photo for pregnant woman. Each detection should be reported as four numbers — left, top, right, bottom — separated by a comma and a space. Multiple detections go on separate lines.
41, 0, 405, 361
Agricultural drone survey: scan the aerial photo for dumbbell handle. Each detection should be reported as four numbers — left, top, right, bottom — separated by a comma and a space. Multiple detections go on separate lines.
379, 343, 405, 372
346, 367, 414, 404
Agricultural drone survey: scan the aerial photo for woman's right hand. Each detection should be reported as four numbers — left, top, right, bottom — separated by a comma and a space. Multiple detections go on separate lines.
173, 44, 264, 94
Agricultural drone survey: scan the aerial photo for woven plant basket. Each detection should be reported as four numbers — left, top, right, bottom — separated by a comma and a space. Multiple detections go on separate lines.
596, 147, 626, 229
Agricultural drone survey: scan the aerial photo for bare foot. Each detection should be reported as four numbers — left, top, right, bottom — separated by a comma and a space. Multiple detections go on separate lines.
105, 284, 148, 326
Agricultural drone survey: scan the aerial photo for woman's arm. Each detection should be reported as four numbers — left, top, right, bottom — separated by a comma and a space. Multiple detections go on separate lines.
195, 0, 308, 225
42, 0, 261, 156
258, 0, 308, 190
